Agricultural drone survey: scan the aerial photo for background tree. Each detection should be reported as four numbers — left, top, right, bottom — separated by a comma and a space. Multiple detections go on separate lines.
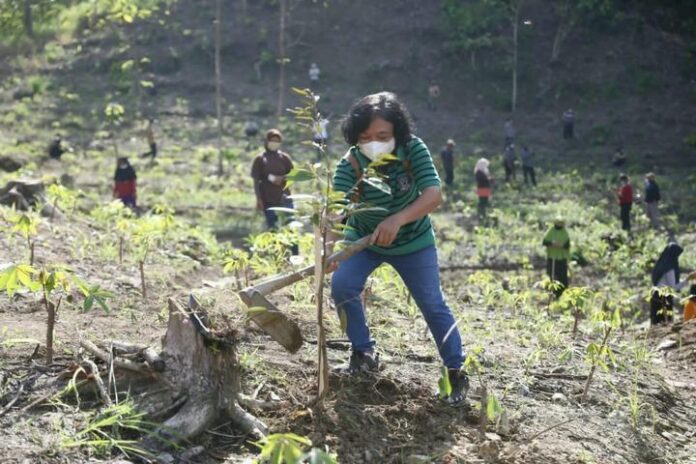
214, 0, 224, 176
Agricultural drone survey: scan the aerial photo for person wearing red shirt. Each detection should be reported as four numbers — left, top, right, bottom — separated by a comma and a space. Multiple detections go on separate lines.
616, 174, 633, 232
113, 157, 137, 209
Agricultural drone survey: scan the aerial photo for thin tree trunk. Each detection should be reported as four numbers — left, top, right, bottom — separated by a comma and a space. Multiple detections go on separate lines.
139, 260, 146, 298
24, 0, 33, 38
314, 223, 329, 402
50, 199, 58, 222
45, 296, 60, 365
29, 240, 34, 266
551, 19, 572, 63
511, 2, 521, 113
276, 0, 287, 117
119, 237, 124, 264
214, 0, 224, 177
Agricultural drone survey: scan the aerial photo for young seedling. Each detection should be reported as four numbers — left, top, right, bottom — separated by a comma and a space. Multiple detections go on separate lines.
46, 184, 78, 222
284, 88, 389, 402
253, 432, 337, 464
8, 211, 39, 265
104, 102, 125, 157
581, 304, 621, 403
91, 201, 134, 265
132, 205, 174, 298
0, 264, 111, 364
555, 286, 592, 338
222, 248, 251, 290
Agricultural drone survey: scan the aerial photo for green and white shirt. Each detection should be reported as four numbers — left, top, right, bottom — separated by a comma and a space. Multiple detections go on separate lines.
332, 136, 441, 256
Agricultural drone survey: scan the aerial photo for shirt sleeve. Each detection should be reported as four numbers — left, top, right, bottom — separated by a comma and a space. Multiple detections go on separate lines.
283, 153, 294, 174
408, 138, 441, 191
251, 156, 263, 180
332, 155, 357, 197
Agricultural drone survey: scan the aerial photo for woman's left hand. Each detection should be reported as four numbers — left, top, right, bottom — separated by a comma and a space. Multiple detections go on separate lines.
371, 215, 404, 247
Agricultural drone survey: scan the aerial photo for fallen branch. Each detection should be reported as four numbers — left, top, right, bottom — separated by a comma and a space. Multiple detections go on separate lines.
530, 372, 589, 381
20, 379, 90, 413
528, 415, 584, 441
80, 339, 153, 375
83, 359, 112, 407
0, 383, 24, 417
238, 393, 287, 411
105, 340, 165, 371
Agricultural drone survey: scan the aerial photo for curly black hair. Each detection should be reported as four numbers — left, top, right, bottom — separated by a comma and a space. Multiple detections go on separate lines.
341, 92, 414, 148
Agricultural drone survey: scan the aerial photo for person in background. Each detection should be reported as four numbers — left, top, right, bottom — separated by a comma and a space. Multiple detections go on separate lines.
330, 92, 468, 405
427, 82, 440, 110
562, 108, 574, 140
543, 218, 570, 297
440, 139, 455, 187
474, 158, 492, 221
313, 116, 330, 160
244, 120, 259, 139
612, 146, 626, 167
650, 243, 696, 325
250, 129, 298, 255
309, 63, 321, 90
520, 144, 536, 187
616, 174, 633, 233
503, 118, 515, 146
644, 172, 661, 229
113, 156, 137, 209
683, 285, 696, 323
48, 134, 68, 160
139, 118, 157, 161
503, 143, 516, 182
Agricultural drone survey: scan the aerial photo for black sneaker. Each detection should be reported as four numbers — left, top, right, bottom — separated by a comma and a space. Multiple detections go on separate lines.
445, 369, 469, 405
334, 351, 379, 374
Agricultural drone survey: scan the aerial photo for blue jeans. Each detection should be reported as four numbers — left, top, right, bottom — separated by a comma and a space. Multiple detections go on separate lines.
331, 245, 465, 369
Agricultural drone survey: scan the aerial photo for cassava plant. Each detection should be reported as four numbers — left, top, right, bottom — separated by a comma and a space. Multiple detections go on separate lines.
8, 210, 39, 265
222, 247, 251, 290
0, 264, 111, 364
104, 102, 125, 157
132, 205, 174, 298
253, 432, 337, 464
581, 302, 621, 403
46, 183, 78, 222
91, 201, 135, 265
555, 286, 592, 338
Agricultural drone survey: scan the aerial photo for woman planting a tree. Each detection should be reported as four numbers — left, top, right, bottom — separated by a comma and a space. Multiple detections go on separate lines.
330, 92, 468, 404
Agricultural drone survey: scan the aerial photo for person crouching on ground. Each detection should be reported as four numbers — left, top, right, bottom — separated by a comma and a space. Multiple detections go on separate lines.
330, 92, 468, 404
113, 156, 137, 209
650, 243, 696, 325
683, 285, 696, 323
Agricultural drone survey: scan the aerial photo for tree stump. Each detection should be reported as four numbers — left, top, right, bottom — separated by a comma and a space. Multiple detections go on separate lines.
0, 179, 46, 210
0, 155, 24, 173
112, 297, 267, 451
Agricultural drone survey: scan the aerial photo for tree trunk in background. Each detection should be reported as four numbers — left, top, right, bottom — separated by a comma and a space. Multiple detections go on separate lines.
511, 1, 521, 113
23, 0, 33, 38
276, 0, 287, 117
214, 0, 224, 176
550, 1, 575, 64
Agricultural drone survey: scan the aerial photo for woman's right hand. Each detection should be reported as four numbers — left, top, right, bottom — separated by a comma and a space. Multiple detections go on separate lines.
256, 199, 264, 211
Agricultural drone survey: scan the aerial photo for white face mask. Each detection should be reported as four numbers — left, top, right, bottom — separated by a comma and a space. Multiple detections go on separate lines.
267, 141, 281, 151
358, 138, 395, 160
